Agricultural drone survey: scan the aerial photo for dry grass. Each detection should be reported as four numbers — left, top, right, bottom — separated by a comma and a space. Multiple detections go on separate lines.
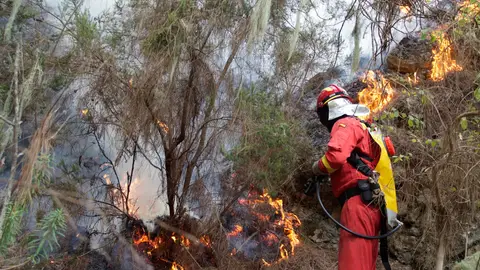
382, 57, 480, 268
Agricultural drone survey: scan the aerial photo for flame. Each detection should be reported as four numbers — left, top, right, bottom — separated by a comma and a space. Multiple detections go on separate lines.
103, 174, 139, 216
132, 225, 209, 268
156, 120, 170, 133
103, 174, 112, 185
171, 262, 184, 270
129, 78, 134, 88
227, 225, 243, 237
81, 109, 89, 117
430, 31, 463, 81
399, 5, 411, 15
358, 70, 396, 116
226, 188, 301, 265
408, 71, 418, 85
200, 235, 211, 247
181, 236, 190, 247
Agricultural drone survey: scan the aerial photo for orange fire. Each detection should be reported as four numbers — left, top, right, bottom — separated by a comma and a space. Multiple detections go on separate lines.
226, 189, 301, 265
81, 109, 89, 117
358, 70, 396, 116
103, 174, 112, 185
399, 5, 411, 15
227, 225, 243, 237
408, 71, 418, 85
171, 235, 191, 247
132, 225, 211, 269
430, 31, 463, 81
156, 120, 169, 133
199, 235, 211, 247
103, 174, 139, 216
171, 262, 184, 270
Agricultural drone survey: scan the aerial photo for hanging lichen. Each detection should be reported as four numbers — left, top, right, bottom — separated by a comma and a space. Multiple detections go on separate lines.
247, 0, 272, 50
287, 0, 307, 62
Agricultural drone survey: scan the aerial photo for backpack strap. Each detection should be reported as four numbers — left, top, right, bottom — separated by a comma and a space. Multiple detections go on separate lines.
347, 149, 374, 177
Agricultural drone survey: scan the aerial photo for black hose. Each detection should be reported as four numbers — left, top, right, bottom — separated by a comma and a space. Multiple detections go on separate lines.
315, 181, 402, 239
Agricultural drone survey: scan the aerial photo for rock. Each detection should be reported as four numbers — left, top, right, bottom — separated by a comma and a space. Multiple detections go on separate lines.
387, 35, 433, 74
303, 67, 343, 93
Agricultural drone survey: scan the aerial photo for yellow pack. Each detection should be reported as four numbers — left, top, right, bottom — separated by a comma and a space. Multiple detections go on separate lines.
368, 127, 398, 227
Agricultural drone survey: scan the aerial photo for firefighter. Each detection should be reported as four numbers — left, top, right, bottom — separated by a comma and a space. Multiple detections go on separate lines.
311, 84, 383, 270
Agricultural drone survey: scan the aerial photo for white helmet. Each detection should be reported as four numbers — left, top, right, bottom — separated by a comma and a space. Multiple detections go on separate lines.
316, 84, 370, 121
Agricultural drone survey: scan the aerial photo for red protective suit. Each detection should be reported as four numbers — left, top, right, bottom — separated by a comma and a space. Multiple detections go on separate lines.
316, 116, 382, 270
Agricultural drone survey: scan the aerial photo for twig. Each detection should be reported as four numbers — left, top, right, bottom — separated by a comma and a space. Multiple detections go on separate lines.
182, 244, 203, 269
154, 220, 201, 245
77, 243, 111, 258
237, 231, 259, 253
126, 143, 137, 215
220, 183, 251, 217
0, 260, 29, 270
332, 0, 358, 68
0, 114, 15, 126
92, 129, 126, 209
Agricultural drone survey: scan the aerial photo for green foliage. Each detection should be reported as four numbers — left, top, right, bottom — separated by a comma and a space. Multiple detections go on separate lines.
474, 87, 480, 101
140, 1, 196, 56
460, 117, 468, 130
28, 209, 67, 264
0, 203, 25, 254
375, 107, 423, 130
74, 10, 98, 50
48, 74, 70, 91
33, 154, 53, 188
141, 11, 186, 55
17, 6, 40, 23
392, 153, 412, 163
227, 87, 305, 191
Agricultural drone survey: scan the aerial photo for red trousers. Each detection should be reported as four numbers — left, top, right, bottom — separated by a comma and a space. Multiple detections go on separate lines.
338, 196, 381, 270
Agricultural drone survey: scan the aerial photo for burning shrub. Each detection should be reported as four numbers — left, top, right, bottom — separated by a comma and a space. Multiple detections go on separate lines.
358, 70, 397, 117
222, 187, 301, 266
128, 218, 215, 270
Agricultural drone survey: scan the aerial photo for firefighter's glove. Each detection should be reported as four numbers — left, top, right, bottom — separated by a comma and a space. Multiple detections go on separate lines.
303, 177, 317, 196
312, 160, 327, 176
303, 176, 329, 196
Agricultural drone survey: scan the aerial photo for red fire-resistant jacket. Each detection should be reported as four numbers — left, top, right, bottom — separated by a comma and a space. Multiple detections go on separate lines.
316, 116, 381, 198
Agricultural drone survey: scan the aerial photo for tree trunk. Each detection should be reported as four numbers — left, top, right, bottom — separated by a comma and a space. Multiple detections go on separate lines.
3, 0, 23, 43
0, 43, 21, 240
351, 2, 361, 73
435, 230, 446, 270
165, 154, 176, 219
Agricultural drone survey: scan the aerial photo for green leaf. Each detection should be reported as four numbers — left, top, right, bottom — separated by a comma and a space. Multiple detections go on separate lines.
421, 95, 427, 104
408, 119, 414, 127
460, 117, 468, 130
474, 87, 480, 101
411, 139, 417, 142
393, 110, 399, 118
